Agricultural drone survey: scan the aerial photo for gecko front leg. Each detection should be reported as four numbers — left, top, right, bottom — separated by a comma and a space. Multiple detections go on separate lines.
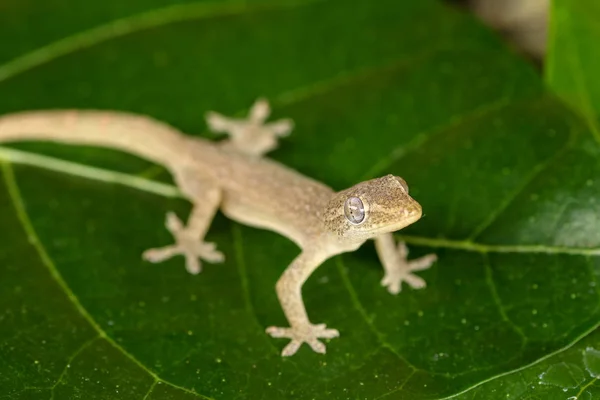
143, 171, 224, 274
375, 233, 437, 294
266, 249, 339, 356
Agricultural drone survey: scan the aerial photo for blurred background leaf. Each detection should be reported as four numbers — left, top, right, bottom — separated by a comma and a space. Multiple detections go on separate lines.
546, 0, 600, 134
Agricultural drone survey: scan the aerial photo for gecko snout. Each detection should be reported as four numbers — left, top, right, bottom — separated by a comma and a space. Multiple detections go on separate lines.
407, 203, 421, 216
400, 197, 422, 224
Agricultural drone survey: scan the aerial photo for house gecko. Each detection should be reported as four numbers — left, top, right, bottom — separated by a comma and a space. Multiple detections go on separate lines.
0, 99, 437, 356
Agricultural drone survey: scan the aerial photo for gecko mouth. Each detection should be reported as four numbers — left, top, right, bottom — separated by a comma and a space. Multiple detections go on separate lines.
398, 207, 422, 227
390, 200, 422, 230
363, 202, 422, 235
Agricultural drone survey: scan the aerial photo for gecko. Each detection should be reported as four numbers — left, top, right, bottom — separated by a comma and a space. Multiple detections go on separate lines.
0, 98, 437, 357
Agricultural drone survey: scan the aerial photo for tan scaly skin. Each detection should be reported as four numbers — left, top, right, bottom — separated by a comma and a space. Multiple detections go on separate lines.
0, 98, 437, 356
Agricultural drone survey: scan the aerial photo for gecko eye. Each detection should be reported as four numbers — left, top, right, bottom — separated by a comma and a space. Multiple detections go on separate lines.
344, 197, 365, 224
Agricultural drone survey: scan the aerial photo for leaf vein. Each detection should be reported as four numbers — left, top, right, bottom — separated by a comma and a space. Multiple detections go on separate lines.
374, 369, 416, 400
398, 234, 600, 256
467, 123, 576, 240
482, 253, 527, 346
334, 258, 419, 371
141, 380, 158, 400
50, 335, 101, 398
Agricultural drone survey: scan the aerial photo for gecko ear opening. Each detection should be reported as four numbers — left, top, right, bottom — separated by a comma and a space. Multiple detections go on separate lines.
322, 175, 422, 240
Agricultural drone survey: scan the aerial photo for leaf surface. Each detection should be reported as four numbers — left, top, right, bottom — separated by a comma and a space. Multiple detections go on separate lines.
546, 0, 600, 124
453, 328, 600, 399
1, 0, 599, 399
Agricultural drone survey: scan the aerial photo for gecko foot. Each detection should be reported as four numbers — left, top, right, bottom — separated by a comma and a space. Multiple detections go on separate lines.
266, 323, 339, 356
381, 241, 437, 295
205, 98, 294, 158
142, 212, 224, 274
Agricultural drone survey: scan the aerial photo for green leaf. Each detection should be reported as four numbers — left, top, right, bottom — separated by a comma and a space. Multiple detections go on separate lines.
453, 329, 600, 399
0, 0, 599, 399
546, 0, 600, 136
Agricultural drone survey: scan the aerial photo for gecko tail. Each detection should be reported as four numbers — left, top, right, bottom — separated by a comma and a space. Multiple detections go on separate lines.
0, 109, 187, 166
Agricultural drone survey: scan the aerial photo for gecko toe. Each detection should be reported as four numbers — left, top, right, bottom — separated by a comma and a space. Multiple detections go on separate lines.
265, 326, 290, 338
404, 274, 427, 290
185, 255, 202, 275
281, 340, 302, 357
198, 242, 225, 263
142, 245, 179, 263
307, 339, 326, 354
408, 253, 438, 272
381, 275, 402, 295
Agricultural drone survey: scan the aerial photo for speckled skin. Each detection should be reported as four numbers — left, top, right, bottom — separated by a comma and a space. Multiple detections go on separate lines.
0, 99, 437, 356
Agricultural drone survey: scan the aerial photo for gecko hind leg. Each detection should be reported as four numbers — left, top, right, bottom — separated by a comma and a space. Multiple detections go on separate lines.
143, 174, 223, 274
205, 98, 294, 158
143, 211, 224, 274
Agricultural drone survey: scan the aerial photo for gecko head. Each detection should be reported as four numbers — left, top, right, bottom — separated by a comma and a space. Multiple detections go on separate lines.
322, 174, 422, 240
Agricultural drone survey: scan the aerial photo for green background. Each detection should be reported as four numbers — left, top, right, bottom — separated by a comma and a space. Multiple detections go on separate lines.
1, 0, 599, 398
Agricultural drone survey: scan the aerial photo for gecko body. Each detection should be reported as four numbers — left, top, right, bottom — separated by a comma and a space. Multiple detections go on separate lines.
0, 99, 436, 356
